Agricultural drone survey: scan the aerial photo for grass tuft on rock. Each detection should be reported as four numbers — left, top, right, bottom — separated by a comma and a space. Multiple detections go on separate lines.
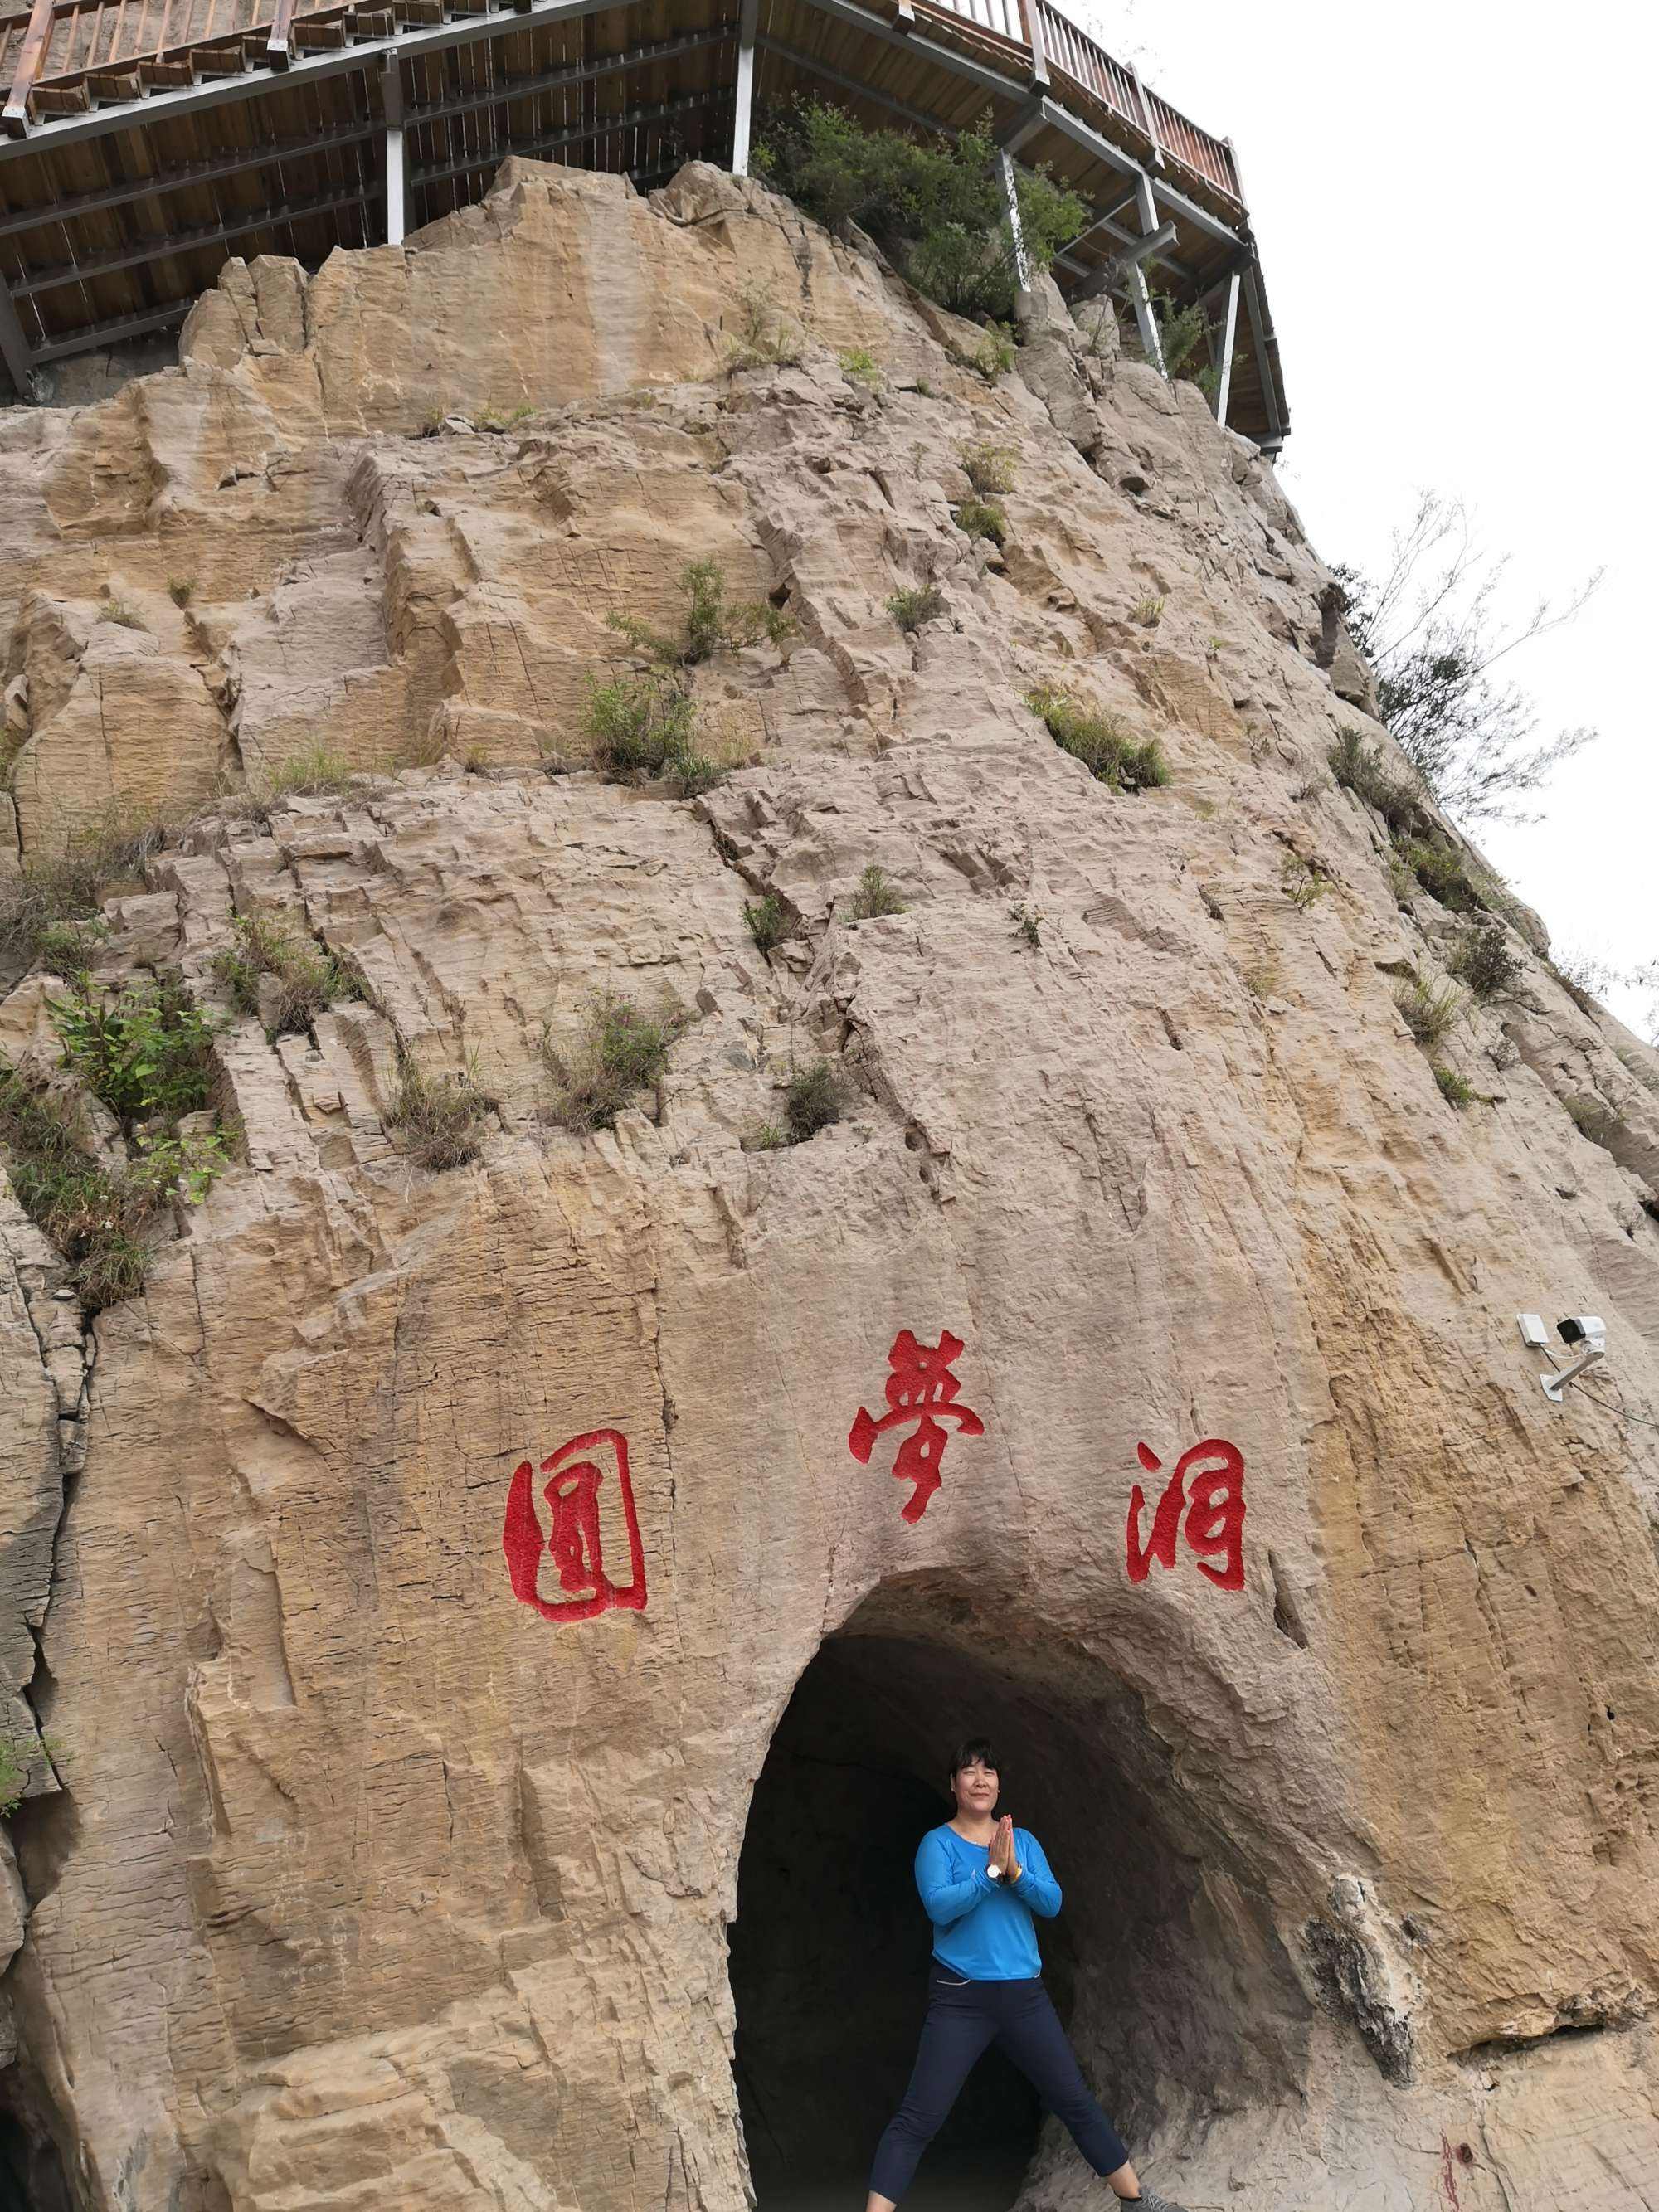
744, 892, 798, 956
1447, 923, 1525, 1003
542, 992, 688, 1134
784, 1058, 843, 1143
1394, 978, 1465, 1049
953, 497, 1007, 547
387, 1056, 493, 1169
1564, 1093, 1622, 1147
1433, 1064, 1475, 1109
214, 914, 363, 1038
885, 584, 946, 634
1027, 684, 1170, 793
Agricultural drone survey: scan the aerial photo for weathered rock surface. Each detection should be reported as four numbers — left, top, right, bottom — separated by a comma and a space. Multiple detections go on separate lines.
1, 158, 1657, 2212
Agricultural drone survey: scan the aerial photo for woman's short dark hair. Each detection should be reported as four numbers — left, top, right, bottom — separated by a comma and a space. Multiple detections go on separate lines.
949, 1736, 997, 1777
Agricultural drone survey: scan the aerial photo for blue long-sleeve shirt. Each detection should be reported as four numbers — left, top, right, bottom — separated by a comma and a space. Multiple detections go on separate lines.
914, 1823, 1062, 1981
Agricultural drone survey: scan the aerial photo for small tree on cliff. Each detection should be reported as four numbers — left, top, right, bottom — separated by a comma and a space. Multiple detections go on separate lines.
1331, 491, 1602, 829
752, 101, 1087, 325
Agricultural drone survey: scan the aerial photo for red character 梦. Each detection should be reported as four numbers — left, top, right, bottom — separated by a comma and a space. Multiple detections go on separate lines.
503, 1427, 646, 1623
849, 1329, 985, 1524
1126, 1438, 1246, 1590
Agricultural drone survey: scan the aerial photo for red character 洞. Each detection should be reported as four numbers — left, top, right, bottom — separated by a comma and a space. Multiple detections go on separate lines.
849, 1329, 985, 1524
1126, 1438, 1246, 1590
503, 1427, 646, 1623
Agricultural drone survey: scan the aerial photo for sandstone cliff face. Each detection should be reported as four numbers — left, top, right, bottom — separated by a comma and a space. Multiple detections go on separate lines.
2, 158, 1657, 2212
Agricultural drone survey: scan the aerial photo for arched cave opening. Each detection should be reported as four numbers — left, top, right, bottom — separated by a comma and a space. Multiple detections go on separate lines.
0, 2076, 73, 2212
728, 1576, 1311, 2210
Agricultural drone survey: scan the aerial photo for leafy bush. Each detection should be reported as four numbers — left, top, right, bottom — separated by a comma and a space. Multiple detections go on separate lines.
1433, 1064, 1475, 1109
886, 585, 946, 634
956, 326, 1016, 382
1394, 978, 1465, 1048
49, 976, 219, 1125
215, 914, 362, 1038
1145, 286, 1213, 381
847, 864, 907, 921
784, 1059, 842, 1143
387, 1057, 493, 1170
0, 1059, 226, 1310
961, 443, 1017, 496
1280, 855, 1328, 911
753, 103, 1085, 324
953, 498, 1007, 547
1027, 684, 1170, 794
606, 559, 786, 668
1328, 727, 1418, 833
582, 671, 707, 788
1448, 923, 1525, 1003
744, 892, 798, 955
724, 281, 805, 372
839, 348, 883, 394
542, 992, 688, 1134
1394, 832, 1482, 914
1010, 902, 1042, 948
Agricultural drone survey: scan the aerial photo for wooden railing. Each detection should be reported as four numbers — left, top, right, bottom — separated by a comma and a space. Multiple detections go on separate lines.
922, 0, 1243, 204
2, 0, 1244, 207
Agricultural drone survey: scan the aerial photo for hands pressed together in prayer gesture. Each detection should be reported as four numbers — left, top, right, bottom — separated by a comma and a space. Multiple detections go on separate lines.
989, 1814, 1021, 1884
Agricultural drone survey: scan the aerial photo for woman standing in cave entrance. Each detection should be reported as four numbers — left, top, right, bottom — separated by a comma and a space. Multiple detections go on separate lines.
864, 1738, 1186, 2212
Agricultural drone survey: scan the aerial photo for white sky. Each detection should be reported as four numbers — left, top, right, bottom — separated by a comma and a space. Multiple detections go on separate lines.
1078, 1, 1658, 1037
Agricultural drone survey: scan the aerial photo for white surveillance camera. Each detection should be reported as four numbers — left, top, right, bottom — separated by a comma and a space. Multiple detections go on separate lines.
1540, 1315, 1608, 1402
1557, 1315, 1607, 1353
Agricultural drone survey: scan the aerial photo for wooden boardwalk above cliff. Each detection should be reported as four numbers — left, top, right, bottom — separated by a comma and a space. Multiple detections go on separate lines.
0, 0, 1288, 445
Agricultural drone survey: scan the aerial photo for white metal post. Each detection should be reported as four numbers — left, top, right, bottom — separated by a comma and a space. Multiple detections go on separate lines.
382, 62, 406, 244
1214, 265, 1240, 426
999, 146, 1029, 293
732, 0, 759, 176
1128, 173, 1164, 374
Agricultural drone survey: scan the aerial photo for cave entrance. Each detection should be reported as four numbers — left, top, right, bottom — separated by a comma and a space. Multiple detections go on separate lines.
728, 1577, 1309, 2210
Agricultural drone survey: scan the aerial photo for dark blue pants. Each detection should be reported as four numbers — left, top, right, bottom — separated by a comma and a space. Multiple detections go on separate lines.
868, 1966, 1130, 2200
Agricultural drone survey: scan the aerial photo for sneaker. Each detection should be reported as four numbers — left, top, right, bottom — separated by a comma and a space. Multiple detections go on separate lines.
1116, 2192, 1188, 2212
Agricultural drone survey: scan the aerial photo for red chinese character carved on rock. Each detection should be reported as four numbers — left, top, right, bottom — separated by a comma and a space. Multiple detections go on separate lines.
849, 1329, 985, 1524
1126, 1438, 1246, 1591
503, 1427, 646, 1623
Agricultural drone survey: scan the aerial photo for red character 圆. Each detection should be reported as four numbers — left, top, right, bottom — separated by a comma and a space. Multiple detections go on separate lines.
1126, 1438, 1246, 1591
502, 1427, 647, 1624
849, 1329, 985, 1524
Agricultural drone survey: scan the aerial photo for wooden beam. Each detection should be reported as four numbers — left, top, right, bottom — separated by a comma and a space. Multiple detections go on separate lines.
12, 177, 380, 293
0, 0, 635, 163
800, 0, 1024, 104
265, 0, 299, 67
411, 88, 727, 192
757, 32, 944, 135
1214, 264, 1239, 428
0, 275, 32, 388
731, 0, 757, 176
1022, 0, 1048, 89
407, 27, 729, 129
0, 118, 377, 234
1034, 95, 1242, 246
29, 296, 192, 361
2, 0, 56, 135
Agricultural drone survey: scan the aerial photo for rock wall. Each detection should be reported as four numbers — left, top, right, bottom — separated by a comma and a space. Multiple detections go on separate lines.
1, 157, 1657, 2212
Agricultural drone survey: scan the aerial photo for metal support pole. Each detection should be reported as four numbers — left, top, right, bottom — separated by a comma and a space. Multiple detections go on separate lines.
382, 62, 406, 244
0, 275, 32, 393
999, 146, 1029, 294
1127, 173, 1164, 373
731, 0, 759, 176
1214, 265, 1240, 427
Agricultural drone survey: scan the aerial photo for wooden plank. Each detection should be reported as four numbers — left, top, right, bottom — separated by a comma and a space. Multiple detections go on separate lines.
0, 112, 376, 228
13, 171, 378, 286
2, 0, 57, 132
